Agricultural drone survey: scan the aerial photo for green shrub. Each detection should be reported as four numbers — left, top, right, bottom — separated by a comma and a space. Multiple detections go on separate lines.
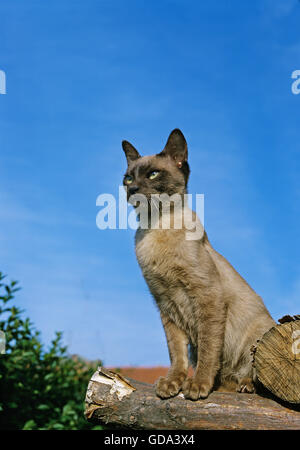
0, 272, 102, 430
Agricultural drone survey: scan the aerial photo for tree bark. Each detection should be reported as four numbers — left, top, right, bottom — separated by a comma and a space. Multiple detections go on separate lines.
85, 367, 300, 430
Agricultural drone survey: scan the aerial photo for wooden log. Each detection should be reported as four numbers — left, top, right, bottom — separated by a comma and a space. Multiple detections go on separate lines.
254, 317, 300, 404
85, 367, 300, 430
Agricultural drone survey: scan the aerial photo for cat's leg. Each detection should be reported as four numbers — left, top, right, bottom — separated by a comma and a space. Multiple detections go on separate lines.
182, 293, 226, 400
235, 317, 275, 394
155, 313, 189, 399
235, 351, 256, 393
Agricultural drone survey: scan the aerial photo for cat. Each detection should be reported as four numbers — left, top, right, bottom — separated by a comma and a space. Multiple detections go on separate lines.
122, 128, 275, 400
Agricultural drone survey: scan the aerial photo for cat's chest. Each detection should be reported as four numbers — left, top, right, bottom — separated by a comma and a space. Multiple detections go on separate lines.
135, 228, 181, 276
135, 228, 196, 338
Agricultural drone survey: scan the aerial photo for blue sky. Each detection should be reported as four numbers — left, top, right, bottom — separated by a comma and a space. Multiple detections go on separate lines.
0, 0, 299, 366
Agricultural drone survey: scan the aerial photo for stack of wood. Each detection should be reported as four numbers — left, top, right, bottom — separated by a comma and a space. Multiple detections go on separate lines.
85, 316, 300, 430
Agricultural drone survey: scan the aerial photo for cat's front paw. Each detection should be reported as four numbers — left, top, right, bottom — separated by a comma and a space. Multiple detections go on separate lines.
182, 377, 212, 400
155, 373, 186, 399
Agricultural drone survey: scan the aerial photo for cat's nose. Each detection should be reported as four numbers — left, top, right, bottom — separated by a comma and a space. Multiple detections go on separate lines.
128, 185, 139, 196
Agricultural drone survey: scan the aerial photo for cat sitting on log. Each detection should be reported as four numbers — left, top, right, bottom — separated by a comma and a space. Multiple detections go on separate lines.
122, 129, 275, 400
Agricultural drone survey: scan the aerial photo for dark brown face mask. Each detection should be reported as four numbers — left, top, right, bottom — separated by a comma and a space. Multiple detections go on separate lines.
122, 129, 190, 202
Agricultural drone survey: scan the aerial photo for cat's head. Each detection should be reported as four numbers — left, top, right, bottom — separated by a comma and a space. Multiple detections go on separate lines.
122, 129, 190, 202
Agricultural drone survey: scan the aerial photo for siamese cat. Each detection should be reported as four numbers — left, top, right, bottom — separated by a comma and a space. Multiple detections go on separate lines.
122, 129, 275, 400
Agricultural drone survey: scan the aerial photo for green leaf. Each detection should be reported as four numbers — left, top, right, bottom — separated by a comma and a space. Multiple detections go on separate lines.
23, 420, 37, 430
37, 404, 50, 411
51, 423, 65, 430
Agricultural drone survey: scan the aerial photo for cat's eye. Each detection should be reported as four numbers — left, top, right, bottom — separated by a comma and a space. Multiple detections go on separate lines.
149, 171, 159, 180
124, 175, 133, 184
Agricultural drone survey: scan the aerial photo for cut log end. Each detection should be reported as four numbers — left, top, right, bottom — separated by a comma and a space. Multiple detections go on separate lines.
254, 318, 300, 404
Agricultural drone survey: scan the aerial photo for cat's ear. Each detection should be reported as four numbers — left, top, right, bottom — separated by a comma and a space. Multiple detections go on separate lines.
158, 129, 188, 165
122, 140, 141, 164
